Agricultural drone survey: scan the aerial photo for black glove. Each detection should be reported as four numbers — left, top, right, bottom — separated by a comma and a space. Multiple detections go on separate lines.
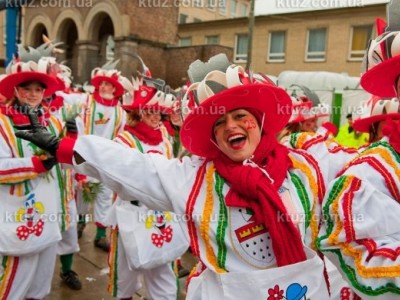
66, 119, 77, 133
15, 108, 61, 156
41, 156, 57, 171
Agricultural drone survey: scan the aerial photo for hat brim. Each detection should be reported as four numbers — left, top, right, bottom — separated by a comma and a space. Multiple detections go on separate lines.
0, 72, 62, 99
180, 84, 292, 158
361, 56, 400, 97
91, 76, 124, 97
352, 113, 400, 132
122, 103, 172, 114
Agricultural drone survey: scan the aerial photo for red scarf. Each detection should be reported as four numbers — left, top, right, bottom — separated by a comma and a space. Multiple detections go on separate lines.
42, 95, 64, 111
0, 104, 49, 127
124, 121, 163, 145
213, 133, 307, 267
93, 91, 119, 107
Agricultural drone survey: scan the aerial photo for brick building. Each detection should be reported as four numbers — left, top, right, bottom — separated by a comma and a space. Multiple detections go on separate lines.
0, 2, 387, 88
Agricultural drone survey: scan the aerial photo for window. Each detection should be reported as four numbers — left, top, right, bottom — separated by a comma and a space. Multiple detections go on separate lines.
349, 25, 373, 60
179, 14, 188, 24
240, 3, 248, 16
268, 31, 286, 62
193, 18, 202, 23
179, 37, 192, 47
206, 35, 220, 45
208, 0, 217, 11
193, 0, 202, 7
235, 34, 248, 62
306, 28, 327, 61
230, 0, 237, 17
219, 0, 227, 15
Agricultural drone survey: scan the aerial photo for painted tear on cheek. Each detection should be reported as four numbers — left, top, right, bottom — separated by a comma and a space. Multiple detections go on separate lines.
244, 119, 257, 130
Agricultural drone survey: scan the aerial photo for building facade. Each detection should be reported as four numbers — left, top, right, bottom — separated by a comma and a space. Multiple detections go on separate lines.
178, 4, 386, 78
178, 0, 250, 25
0, 2, 387, 88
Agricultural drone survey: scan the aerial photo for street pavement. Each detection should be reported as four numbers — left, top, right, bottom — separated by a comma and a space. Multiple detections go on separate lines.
46, 222, 195, 299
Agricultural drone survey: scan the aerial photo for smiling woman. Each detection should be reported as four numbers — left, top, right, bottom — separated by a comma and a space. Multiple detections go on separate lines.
16, 54, 360, 299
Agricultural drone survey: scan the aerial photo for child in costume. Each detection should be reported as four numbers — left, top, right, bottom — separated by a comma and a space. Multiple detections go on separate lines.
0, 55, 66, 299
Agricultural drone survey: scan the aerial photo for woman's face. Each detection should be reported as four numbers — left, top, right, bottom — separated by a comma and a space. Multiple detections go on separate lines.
213, 108, 261, 162
141, 109, 161, 129
300, 118, 318, 133
15, 81, 45, 108
169, 110, 183, 127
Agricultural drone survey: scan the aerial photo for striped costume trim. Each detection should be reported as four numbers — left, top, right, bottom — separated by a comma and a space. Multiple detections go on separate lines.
200, 164, 226, 273
107, 228, 119, 297
319, 176, 400, 295
185, 163, 207, 257
289, 153, 320, 248
214, 173, 228, 270
0, 256, 19, 299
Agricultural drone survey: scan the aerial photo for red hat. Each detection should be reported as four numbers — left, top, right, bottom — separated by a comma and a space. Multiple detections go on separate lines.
352, 96, 400, 132
0, 60, 62, 99
360, 31, 400, 97
91, 66, 133, 97
288, 96, 313, 124
122, 81, 175, 114
180, 65, 292, 158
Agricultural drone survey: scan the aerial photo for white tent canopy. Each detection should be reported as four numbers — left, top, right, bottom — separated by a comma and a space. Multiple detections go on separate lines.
277, 71, 361, 91
271, 70, 372, 126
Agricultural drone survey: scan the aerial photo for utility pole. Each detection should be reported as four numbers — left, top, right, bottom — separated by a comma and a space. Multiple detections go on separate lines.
246, 0, 256, 71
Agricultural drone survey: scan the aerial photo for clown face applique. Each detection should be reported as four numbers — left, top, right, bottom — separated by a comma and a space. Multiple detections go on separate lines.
146, 211, 173, 248
15, 193, 45, 241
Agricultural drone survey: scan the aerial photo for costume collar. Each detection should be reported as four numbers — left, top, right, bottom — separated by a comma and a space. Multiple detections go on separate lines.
93, 91, 119, 107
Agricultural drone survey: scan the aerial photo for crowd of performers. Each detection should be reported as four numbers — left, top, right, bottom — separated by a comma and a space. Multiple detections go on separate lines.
2, 15, 400, 300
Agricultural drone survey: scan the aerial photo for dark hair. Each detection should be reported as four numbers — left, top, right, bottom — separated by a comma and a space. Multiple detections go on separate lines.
18, 80, 47, 89
368, 121, 380, 143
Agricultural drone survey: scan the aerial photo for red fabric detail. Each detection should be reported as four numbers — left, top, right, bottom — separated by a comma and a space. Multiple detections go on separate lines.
162, 121, 175, 136
124, 122, 162, 145
321, 122, 338, 136
0, 105, 49, 126
342, 178, 362, 242
185, 163, 208, 257
56, 138, 76, 164
95, 222, 107, 229
213, 133, 306, 266
151, 226, 173, 247
382, 119, 400, 154
74, 173, 87, 183
66, 131, 78, 139
0, 166, 35, 176
340, 156, 400, 203
31, 156, 47, 174
358, 238, 400, 261
93, 91, 119, 107
16, 219, 44, 240
290, 148, 326, 203
43, 95, 64, 111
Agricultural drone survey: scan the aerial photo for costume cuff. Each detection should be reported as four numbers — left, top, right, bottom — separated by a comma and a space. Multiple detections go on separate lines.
32, 156, 47, 173
56, 138, 76, 164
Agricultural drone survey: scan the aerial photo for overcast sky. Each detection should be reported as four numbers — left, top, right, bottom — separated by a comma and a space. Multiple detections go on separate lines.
255, 0, 389, 15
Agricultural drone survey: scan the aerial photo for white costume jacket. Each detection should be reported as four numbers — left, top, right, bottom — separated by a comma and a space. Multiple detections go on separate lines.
70, 132, 357, 299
